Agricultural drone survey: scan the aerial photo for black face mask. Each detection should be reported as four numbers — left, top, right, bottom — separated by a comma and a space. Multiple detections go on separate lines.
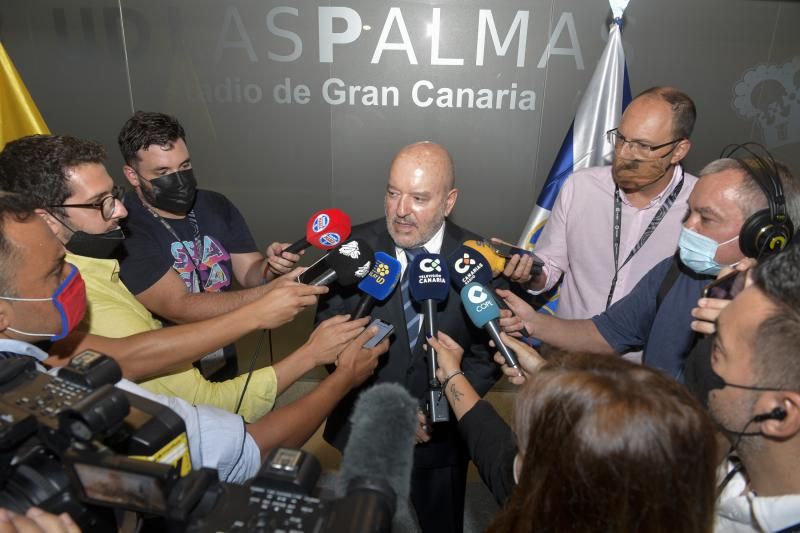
65, 227, 125, 259
141, 168, 197, 215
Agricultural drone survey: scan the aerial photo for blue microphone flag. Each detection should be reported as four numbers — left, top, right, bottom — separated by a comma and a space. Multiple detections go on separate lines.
358, 251, 402, 300
460, 282, 501, 327
408, 253, 450, 303
447, 245, 493, 291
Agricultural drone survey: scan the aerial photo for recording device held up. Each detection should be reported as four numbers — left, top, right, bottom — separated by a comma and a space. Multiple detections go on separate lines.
297, 238, 374, 287
284, 208, 352, 255
352, 252, 402, 320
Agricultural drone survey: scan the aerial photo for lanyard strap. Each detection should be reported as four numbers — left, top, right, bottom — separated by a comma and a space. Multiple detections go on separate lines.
606, 171, 684, 309
147, 207, 205, 293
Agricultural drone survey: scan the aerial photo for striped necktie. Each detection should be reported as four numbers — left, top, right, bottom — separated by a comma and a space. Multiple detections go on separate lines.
401, 247, 425, 351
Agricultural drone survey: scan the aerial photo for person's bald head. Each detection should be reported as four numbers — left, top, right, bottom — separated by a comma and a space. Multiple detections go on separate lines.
385, 141, 458, 248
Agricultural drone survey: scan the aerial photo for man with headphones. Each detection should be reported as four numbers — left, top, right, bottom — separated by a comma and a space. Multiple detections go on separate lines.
695, 241, 800, 531
496, 146, 800, 382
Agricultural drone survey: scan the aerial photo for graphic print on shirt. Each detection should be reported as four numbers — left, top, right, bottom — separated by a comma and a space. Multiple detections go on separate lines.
170, 236, 231, 292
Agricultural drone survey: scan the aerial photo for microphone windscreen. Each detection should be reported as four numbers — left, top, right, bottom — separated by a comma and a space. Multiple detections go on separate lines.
460, 282, 501, 327
464, 239, 506, 277
336, 383, 417, 503
325, 238, 375, 286
305, 208, 352, 250
358, 251, 402, 300
447, 245, 493, 291
408, 253, 450, 303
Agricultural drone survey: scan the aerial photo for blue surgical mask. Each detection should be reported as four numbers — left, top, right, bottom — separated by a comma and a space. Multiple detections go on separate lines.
678, 227, 738, 275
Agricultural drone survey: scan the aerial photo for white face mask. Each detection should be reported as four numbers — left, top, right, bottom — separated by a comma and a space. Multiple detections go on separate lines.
678, 227, 739, 275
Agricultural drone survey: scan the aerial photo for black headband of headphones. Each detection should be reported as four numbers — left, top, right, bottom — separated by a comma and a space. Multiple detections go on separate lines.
719, 142, 788, 224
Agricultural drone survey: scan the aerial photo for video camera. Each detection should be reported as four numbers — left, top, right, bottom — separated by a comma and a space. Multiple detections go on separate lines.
0, 353, 395, 532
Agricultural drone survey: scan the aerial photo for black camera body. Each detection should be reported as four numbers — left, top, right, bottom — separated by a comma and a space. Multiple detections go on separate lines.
0, 351, 190, 530
185, 448, 395, 533
0, 354, 395, 533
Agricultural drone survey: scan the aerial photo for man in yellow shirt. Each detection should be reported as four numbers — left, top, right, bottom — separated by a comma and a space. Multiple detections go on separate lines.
0, 134, 366, 421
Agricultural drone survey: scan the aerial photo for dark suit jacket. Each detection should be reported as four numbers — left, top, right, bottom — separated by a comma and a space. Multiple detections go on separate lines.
317, 218, 502, 469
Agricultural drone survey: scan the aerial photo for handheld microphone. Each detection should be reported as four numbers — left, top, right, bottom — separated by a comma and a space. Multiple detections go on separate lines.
448, 245, 532, 339
284, 208, 352, 255
464, 240, 506, 277
408, 253, 451, 423
352, 252, 402, 320
309, 238, 374, 287
334, 383, 418, 533
460, 282, 520, 370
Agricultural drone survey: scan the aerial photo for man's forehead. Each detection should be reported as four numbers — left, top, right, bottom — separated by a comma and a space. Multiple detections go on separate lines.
5, 216, 63, 265
64, 162, 113, 196
719, 286, 774, 345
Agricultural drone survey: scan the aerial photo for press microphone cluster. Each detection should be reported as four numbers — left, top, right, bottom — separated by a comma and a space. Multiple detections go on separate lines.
447, 245, 532, 341
460, 282, 520, 370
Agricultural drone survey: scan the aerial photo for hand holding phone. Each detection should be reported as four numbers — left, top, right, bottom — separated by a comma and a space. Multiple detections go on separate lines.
702, 270, 746, 300
489, 237, 544, 277
362, 318, 394, 348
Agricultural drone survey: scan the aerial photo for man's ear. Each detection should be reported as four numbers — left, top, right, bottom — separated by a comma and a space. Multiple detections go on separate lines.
36, 208, 63, 239
444, 188, 458, 217
755, 391, 800, 440
122, 165, 139, 188
670, 139, 692, 165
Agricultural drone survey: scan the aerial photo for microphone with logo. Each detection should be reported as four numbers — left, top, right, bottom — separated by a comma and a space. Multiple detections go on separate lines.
408, 253, 451, 423
463, 239, 506, 278
284, 208, 352, 255
448, 245, 532, 339
352, 252, 402, 320
331, 383, 418, 533
305, 238, 375, 287
460, 282, 520, 370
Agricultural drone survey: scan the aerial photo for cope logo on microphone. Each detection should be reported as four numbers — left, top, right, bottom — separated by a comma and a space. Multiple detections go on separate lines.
339, 241, 361, 259
355, 261, 372, 278
319, 232, 341, 247
419, 258, 442, 273
312, 214, 330, 233
454, 253, 476, 275
467, 286, 494, 312
369, 261, 391, 285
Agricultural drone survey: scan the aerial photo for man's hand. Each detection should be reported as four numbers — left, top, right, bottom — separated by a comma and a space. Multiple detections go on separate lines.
491, 332, 545, 385
303, 315, 370, 366
690, 258, 757, 335
253, 268, 329, 329
503, 253, 545, 289
264, 242, 303, 281
0, 508, 80, 533
426, 332, 464, 382
496, 288, 537, 335
333, 326, 388, 389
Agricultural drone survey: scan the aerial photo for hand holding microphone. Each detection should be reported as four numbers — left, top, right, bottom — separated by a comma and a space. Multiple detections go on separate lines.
285, 208, 352, 255
491, 332, 545, 385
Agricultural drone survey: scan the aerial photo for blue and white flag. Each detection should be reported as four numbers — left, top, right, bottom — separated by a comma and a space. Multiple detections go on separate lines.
518, 0, 632, 251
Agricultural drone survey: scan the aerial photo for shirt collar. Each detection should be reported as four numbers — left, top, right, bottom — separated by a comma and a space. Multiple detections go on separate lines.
67, 253, 121, 282
394, 222, 447, 270
717, 460, 800, 531
618, 164, 684, 209
0, 339, 49, 362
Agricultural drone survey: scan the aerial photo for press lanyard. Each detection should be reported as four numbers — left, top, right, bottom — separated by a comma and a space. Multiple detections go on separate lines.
606, 169, 684, 309
147, 206, 205, 293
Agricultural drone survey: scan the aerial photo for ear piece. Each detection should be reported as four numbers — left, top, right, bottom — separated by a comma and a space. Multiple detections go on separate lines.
753, 407, 787, 423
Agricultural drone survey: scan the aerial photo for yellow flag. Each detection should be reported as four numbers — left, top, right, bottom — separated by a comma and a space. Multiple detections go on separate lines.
0, 41, 49, 150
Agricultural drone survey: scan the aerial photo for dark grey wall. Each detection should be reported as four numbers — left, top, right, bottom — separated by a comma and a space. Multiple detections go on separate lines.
1, 0, 798, 248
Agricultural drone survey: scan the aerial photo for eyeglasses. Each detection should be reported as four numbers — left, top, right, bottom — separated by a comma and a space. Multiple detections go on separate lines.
49, 185, 124, 221
606, 128, 683, 159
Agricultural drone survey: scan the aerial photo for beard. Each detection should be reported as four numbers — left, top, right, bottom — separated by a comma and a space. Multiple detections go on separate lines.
386, 208, 447, 249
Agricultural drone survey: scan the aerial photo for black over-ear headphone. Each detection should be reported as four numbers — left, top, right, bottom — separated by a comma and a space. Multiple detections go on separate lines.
753, 407, 787, 423
720, 143, 794, 258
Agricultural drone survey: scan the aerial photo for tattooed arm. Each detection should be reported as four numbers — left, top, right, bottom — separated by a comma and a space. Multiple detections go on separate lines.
426, 333, 480, 420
